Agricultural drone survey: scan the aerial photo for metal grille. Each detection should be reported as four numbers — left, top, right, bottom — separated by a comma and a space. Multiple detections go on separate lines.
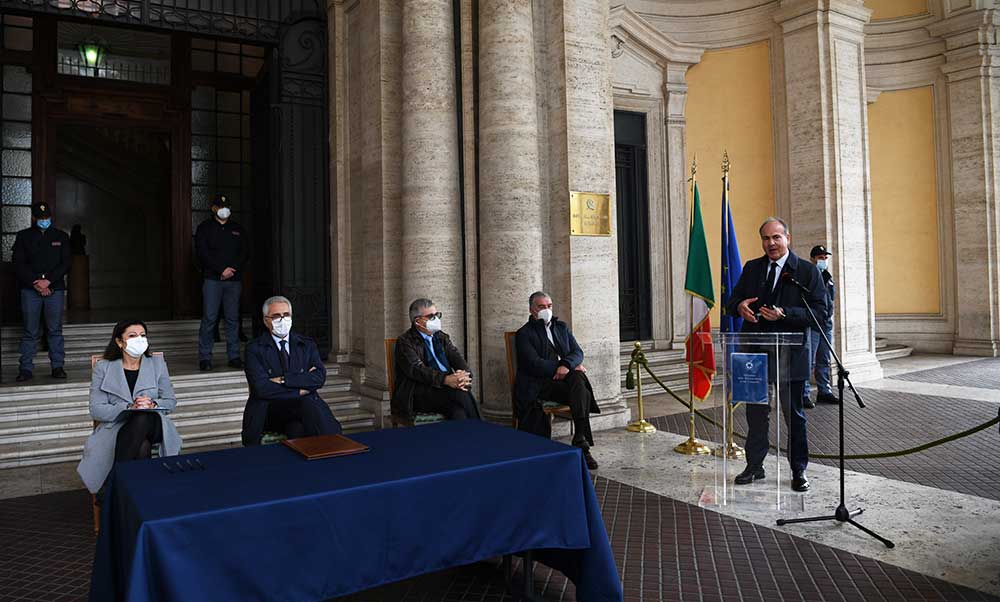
1, 15, 33, 262
57, 52, 170, 85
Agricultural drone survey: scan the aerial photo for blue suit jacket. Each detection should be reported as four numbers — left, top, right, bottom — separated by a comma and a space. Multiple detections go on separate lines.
244, 331, 327, 403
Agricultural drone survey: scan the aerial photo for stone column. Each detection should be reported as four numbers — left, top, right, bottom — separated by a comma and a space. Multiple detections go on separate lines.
478, 0, 544, 421
401, 0, 464, 345
929, 10, 1000, 356
774, 0, 883, 380
542, 0, 629, 429
663, 63, 695, 348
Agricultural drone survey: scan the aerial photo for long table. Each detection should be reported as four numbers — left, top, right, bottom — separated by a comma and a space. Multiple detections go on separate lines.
90, 420, 623, 601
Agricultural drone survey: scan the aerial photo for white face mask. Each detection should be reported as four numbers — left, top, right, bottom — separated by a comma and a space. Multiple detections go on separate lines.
271, 316, 292, 338
537, 308, 553, 324
424, 316, 442, 333
816, 259, 829, 271
124, 336, 148, 358
216, 207, 231, 220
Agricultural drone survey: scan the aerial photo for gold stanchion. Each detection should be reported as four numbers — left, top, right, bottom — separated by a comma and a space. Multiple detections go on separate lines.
675, 155, 711, 456
712, 402, 745, 459
626, 342, 657, 433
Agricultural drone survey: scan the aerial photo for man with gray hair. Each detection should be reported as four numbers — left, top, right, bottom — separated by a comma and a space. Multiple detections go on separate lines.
514, 291, 600, 469
241, 295, 342, 445
391, 298, 480, 423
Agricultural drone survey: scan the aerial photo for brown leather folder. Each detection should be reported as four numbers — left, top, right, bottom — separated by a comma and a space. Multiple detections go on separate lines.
281, 434, 370, 460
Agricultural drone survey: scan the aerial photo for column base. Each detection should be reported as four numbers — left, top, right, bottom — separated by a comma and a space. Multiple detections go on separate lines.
952, 338, 1000, 357
842, 350, 884, 384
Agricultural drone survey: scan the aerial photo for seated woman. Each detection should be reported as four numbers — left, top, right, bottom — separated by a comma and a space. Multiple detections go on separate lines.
77, 320, 182, 494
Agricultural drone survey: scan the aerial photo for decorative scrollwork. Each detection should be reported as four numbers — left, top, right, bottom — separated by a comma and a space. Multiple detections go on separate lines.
281, 18, 325, 73
611, 34, 626, 59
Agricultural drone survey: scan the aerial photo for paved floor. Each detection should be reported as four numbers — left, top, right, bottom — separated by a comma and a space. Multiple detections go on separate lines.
0, 354, 998, 601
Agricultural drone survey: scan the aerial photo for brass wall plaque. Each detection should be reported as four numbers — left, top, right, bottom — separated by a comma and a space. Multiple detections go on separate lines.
570, 192, 612, 236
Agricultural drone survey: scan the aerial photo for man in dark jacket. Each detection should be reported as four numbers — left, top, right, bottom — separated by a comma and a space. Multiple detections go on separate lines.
726, 218, 828, 492
391, 298, 480, 423
514, 291, 600, 470
12, 202, 70, 381
803, 245, 837, 407
241, 295, 342, 445
195, 194, 248, 371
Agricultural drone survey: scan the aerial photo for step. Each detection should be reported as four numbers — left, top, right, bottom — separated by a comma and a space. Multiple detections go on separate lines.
875, 343, 914, 361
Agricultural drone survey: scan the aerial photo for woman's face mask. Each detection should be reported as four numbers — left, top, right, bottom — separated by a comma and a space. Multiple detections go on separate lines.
123, 335, 148, 358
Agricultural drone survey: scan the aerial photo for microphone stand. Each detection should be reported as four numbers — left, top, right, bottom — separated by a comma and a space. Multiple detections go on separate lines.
775, 276, 895, 548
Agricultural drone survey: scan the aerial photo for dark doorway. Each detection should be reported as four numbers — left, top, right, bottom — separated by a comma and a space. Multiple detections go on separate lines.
54, 125, 172, 322
614, 111, 652, 342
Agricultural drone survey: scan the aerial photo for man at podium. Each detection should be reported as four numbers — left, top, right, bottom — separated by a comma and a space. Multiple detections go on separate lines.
726, 218, 828, 492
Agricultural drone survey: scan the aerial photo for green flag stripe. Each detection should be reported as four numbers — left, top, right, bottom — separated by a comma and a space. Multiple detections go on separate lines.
684, 183, 715, 305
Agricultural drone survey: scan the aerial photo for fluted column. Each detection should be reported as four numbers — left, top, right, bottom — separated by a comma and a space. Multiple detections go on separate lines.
401, 0, 464, 345
478, 0, 544, 421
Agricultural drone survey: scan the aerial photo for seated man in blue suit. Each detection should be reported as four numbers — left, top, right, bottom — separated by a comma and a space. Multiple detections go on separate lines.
241, 295, 342, 445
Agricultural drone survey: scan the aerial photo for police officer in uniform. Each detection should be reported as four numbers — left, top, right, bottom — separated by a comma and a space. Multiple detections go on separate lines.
803, 245, 837, 407
195, 194, 248, 371
12, 202, 70, 382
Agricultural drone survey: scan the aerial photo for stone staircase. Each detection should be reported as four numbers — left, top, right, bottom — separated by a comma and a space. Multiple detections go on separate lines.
619, 341, 689, 399
875, 337, 914, 361
0, 321, 377, 470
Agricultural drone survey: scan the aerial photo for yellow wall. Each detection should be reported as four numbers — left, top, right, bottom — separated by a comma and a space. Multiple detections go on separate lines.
868, 87, 940, 314
864, 0, 927, 20
684, 41, 775, 325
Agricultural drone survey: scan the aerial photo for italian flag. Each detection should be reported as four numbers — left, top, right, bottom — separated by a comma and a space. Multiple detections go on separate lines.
685, 182, 716, 401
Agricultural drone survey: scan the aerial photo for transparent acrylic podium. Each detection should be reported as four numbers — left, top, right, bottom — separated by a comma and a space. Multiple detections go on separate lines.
698, 331, 806, 512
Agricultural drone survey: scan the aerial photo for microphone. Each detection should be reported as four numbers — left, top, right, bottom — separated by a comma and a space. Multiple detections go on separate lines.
780, 271, 809, 293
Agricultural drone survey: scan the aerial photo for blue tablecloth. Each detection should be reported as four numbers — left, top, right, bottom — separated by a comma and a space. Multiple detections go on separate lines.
90, 420, 622, 601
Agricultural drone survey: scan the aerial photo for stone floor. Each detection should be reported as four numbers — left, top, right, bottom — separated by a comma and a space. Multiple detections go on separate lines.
0, 353, 998, 601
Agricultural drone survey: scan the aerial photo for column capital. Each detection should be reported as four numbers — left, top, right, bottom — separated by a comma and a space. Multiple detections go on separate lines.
663, 63, 693, 125
927, 9, 1000, 81
774, 0, 871, 36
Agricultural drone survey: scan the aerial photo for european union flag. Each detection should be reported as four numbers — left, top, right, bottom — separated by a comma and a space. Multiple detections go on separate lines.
720, 175, 743, 333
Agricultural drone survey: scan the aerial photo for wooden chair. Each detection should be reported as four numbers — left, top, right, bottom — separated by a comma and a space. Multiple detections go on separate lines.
503, 331, 572, 430
385, 338, 446, 427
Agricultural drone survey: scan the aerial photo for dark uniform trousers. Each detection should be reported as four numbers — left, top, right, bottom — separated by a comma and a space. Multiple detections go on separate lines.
262, 397, 339, 440
537, 370, 594, 449
412, 385, 480, 420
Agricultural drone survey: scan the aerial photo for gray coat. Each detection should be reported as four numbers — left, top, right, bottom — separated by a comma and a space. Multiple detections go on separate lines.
77, 354, 182, 493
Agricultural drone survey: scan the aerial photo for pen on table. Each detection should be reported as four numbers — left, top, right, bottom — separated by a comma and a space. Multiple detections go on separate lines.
194, 458, 206, 471
162, 462, 174, 474
186, 459, 198, 471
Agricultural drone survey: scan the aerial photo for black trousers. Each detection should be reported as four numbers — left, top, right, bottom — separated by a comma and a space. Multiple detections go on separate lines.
538, 371, 594, 448
413, 386, 481, 420
114, 411, 163, 462
744, 380, 809, 474
262, 397, 343, 441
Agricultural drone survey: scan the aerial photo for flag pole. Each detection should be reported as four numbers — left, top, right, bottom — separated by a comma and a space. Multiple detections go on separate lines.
714, 150, 745, 460
675, 155, 711, 456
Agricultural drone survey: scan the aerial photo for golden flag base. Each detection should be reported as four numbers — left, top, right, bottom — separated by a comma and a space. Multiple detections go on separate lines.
626, 419, 657, 433
712, 442, 746, 460
674, 436, 711, 455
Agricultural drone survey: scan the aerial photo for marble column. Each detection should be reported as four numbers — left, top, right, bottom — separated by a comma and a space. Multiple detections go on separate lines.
929, 10, 1000, 357
401, 0, 464, 345
774, 0, 883, 380
478, 0, 544, 421
542, 0, 629, 428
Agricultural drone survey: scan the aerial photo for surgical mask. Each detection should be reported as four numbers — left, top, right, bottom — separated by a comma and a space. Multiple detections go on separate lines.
537, 308, 553, 324
216, 207, 231, 220
37, 219, 51, 230
124, 336, 148, 358
271, 316, 292, 338
816, 259, 829, 271
424, 316, 442, 333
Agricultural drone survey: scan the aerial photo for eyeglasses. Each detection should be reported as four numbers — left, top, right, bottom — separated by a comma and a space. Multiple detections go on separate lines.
420, 312, 442, 320
266, 312, 292, 320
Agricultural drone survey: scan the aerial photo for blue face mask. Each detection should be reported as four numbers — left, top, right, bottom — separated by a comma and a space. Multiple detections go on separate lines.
816, 259, 829, 271
37, 219, 51, 230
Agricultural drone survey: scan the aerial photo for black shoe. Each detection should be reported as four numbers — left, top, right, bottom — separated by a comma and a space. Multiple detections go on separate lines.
803, 397, 816, 409
817, 392, 840, 404
581, 449, 599, 470
199, 360, 212, 372
51, 367, 67, 379
792, 472, 810, 492
227, 358, 243, 369
734, 466, 765, 485
15, 370, 32, 382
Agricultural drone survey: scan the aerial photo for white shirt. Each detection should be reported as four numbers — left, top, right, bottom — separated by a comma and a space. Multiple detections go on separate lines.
272, 334, 290, 351
544, 320, 561, 360
767, 252, 789, 292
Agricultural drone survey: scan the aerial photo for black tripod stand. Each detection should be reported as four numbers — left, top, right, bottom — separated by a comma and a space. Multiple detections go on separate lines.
775, 277, 894, 548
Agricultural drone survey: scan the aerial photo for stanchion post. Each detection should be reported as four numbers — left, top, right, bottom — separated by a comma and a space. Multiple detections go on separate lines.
627, 342, 656, 433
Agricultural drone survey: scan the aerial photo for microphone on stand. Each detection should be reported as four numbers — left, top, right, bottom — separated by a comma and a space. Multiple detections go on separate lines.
780, 271, 809, 293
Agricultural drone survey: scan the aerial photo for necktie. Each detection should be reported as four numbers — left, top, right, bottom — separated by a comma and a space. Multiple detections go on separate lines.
424, 338, 447, 373
764, 262, 778, 301
279, 339, 290, 374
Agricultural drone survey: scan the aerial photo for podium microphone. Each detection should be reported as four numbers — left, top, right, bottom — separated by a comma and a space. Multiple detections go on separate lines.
780, 271, 809, 293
